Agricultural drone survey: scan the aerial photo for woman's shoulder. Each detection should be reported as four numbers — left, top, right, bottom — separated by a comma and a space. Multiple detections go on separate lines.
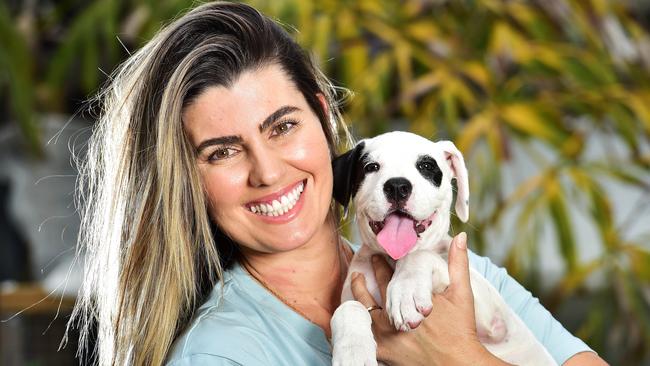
166, 269, 273, 365
168, 260, 334, 365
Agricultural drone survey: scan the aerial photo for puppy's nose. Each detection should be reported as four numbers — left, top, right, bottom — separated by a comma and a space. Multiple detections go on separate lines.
383, 177, 412, 204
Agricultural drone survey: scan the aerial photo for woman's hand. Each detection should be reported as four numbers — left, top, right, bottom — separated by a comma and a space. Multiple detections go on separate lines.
351, 232, 510, 366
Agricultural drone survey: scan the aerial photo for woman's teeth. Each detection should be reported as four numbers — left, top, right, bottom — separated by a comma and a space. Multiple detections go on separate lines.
248, 182, 304, 217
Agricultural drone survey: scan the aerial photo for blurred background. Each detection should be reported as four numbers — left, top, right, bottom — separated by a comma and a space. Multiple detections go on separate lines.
1, 0, 649, 365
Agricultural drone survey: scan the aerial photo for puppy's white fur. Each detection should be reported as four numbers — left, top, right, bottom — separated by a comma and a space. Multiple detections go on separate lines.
330, 132, 556, 366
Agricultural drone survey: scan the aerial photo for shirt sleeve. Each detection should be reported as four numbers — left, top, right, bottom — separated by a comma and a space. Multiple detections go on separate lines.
468, 250, 594, 365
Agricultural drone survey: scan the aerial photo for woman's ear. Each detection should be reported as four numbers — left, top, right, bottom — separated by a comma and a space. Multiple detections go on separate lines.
316, 93, 329, 117
316, 92, 336, 158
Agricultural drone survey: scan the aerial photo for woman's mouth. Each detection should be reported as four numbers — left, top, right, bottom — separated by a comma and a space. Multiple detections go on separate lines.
246, 180, 305, 217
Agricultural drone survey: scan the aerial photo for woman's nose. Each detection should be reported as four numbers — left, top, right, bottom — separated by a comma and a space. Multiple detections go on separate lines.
248, 146, 286, 187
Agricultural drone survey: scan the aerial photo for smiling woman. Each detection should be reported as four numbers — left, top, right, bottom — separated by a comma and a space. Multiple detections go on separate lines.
69, 2, 351, 365
69, 2, 606, 366
183, 64, 337, 259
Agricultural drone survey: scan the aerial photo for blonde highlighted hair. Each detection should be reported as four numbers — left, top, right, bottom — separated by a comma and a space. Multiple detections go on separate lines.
68, 2, 350, 365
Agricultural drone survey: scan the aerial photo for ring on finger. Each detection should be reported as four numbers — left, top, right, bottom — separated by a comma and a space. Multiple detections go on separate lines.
366, 305, 383, 313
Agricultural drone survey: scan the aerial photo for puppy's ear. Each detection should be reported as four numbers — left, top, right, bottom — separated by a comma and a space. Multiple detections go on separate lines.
332, 141, 366, 209
437, 140, 469, 223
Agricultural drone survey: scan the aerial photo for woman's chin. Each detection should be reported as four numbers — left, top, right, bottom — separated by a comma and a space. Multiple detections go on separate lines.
262, 228, 314, 252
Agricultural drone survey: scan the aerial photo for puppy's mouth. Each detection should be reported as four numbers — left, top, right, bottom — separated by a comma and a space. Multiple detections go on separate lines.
369, 210, 435, 235
368, 209, 437, 260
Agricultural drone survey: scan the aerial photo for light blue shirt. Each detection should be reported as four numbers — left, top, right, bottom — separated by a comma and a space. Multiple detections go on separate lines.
166, 250, 592, 365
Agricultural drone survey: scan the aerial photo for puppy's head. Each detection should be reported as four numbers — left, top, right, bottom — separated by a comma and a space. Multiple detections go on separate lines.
333, 131, 468, 259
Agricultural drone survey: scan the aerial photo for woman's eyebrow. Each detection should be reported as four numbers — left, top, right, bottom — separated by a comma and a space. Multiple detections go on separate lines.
196, 135, 242, 154
195, 106, 300, 154
258, 105, 301, 133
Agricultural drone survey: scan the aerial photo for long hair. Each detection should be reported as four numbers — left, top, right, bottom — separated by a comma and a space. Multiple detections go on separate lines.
68, 2, 351, 365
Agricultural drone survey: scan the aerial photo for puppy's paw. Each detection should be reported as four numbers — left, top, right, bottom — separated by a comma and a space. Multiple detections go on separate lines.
386, 272, 433, 332
331, 339, 378, 366
477, 311, 508, 344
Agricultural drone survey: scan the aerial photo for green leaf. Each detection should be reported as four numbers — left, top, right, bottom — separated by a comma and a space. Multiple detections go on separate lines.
500, 103, 569, 147
547, 180, 577, 271
0, 3, 41, 155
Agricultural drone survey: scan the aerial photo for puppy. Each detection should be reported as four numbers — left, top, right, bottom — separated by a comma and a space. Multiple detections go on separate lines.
330, 131, 556, 366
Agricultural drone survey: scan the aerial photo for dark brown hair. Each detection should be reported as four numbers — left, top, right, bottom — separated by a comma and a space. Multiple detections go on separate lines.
70, 2, 350, 365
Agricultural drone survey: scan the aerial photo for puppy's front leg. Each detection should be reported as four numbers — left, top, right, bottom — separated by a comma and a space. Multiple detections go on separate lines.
332, 247, 380, 366
331, 300, 378, 366
386, 250, 448, 331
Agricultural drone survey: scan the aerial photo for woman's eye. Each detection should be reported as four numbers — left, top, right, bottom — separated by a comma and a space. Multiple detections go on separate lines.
271, 120, 298, 136
208, 147, 238, 161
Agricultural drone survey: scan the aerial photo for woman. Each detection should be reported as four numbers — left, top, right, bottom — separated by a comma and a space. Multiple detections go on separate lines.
70, 2, 606, 365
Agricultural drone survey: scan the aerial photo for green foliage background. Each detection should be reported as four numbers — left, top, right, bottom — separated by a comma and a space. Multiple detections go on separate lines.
1, 0, 649, 364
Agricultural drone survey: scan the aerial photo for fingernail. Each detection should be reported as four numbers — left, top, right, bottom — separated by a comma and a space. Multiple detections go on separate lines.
352, 272, 360, 280
456, 232, 467, 249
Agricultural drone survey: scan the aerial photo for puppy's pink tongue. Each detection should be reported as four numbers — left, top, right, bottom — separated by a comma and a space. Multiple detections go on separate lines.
376, 214, 417, 260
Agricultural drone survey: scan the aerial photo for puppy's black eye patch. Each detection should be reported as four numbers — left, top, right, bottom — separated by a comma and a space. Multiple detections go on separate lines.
416, 155, 442, 187
364, 162, 380, 173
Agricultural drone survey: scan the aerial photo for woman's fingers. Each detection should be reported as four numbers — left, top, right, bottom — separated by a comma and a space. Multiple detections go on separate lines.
371, 255, 393, 304
351, 272, 378, 308
446, 232, 474, 307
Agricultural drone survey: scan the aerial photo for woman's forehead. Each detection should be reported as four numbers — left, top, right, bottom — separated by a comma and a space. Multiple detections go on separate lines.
182, 64, 306, 140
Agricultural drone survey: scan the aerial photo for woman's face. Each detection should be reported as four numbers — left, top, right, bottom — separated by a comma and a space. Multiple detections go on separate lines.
183, 64, 334, 255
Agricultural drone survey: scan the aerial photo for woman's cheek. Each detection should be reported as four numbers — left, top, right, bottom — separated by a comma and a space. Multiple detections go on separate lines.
202, 166, 247, 210
288, 126, 331, 167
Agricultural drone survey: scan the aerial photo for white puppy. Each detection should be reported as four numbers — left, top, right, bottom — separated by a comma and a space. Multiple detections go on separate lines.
330, 131, 556, 366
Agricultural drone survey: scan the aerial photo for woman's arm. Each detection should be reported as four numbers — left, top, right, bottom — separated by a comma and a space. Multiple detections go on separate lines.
466, 251, 604, 365
351, 233, 608, 365
564, 351, 608, 366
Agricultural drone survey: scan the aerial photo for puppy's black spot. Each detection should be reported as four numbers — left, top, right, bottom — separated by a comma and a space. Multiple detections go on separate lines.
332, 142, 368, 209
416, 155, 442, 187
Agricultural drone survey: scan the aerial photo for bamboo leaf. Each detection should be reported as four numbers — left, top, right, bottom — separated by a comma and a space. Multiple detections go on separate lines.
488, 22, 531, 62
311, 14, 332, 65
294, 0, 313, 45
621, 271, 650, 338
405, 21, 439, 43
554, 258, 603, 297
0, 3, 41, 155
502, 171, 548, 213
45, 0, 109, 98
500, 103, 568, 146
568, 167, 618, 250
457, 108, 493, 153
626, 93, 650, 133
441, 89, 458, 134
409, 94, 438, 138
547, 179, 578, 271
461, 61, 491, 90
586, 163, 650, 191
82, 19, 100, 94
400, 70, 442, 103
624, 246, 650, 282
395, 42, 415, 115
